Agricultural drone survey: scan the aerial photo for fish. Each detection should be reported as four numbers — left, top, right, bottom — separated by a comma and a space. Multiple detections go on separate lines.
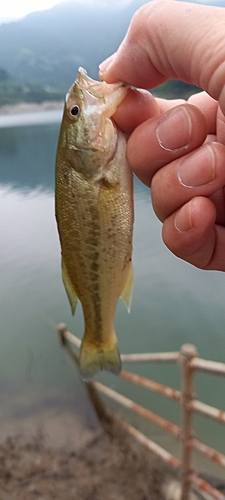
55, 67, 134, 381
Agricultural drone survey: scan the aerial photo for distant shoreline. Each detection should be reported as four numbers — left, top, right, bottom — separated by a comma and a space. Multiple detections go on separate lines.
0, 101, 64, 116
0, 101, 64, 128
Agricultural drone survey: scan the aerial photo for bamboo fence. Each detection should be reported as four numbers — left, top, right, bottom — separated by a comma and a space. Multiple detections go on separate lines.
57, 324, 225, 500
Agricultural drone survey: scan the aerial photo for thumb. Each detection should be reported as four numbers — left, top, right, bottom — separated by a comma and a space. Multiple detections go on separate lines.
99, 0, 225, 114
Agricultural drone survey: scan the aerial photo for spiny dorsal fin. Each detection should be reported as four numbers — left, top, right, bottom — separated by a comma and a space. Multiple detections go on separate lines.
62, 258, 78, 315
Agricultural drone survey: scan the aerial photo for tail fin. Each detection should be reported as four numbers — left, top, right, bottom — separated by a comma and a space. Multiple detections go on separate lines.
79, 339, 122, 382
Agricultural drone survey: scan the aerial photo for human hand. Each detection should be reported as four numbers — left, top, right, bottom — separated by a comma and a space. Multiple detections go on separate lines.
99, 0, 225, 271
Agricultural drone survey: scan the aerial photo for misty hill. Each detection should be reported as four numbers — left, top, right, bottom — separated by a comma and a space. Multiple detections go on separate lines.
0, 0, 203, 103
0, 68, 64, 106
0, 0, 146, 90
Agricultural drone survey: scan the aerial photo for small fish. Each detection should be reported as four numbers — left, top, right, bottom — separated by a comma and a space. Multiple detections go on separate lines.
55, 67, 134, 381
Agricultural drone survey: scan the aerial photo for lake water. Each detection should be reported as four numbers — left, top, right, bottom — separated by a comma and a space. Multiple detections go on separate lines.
1, 111, 225, 476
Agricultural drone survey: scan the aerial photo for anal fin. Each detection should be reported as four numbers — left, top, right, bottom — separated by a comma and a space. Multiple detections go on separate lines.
120, 262, 133, 313
62, 258, 78, 315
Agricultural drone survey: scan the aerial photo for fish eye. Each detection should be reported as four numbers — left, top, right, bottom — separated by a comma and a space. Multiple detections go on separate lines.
70, 105, 80, 117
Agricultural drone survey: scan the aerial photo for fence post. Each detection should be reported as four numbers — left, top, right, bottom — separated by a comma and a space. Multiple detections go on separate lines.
180, 344, 198, 500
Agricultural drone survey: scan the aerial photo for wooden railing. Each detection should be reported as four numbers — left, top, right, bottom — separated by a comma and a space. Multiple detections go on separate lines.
57, 324, 225, 500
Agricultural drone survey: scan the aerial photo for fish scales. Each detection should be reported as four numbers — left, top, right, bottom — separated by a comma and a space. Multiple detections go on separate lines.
55, 68, 134, 380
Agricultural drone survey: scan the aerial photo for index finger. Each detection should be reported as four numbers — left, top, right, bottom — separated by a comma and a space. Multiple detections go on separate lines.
99, 0, 225, 114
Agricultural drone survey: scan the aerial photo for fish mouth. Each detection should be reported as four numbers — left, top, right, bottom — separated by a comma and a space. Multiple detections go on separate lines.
77, 67, 128, 118
66, 68, 127, 158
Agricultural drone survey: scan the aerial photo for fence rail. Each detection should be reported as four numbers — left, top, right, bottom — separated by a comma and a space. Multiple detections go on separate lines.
120, 369, 182, 401
57, 324, 225, 500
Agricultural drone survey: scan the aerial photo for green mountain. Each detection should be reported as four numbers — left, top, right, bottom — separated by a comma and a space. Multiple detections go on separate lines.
0, 0, 201, 104
0, 1, 145, 89
0, 68, 64, 106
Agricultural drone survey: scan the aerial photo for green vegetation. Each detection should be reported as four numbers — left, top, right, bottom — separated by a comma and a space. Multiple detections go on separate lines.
0, 68, 200, 109
153, 79, 201, 100
0, 69, 64, 107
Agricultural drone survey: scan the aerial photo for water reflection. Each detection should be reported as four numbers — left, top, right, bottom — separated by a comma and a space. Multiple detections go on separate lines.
0, 118, 225, 462
0, 185, 68, 384
0, 121, 61, 190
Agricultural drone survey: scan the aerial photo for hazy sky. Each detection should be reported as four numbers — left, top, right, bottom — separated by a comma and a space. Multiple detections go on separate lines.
0, 0, 133, 21
1, 0, 65, 20
1, 0, 224, 22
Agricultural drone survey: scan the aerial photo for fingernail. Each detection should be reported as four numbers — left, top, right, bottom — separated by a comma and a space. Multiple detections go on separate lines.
174, 204, 192, 233
156, 106, 192, 151
178, 144, 215, 188
99, 54, 116, 76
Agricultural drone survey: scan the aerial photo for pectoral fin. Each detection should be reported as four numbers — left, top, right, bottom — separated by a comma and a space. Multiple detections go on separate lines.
120, 262, 133, 313
62, 259, 78, 315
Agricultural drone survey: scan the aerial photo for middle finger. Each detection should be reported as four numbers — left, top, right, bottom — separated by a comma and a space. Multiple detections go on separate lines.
151, 141, 225, 222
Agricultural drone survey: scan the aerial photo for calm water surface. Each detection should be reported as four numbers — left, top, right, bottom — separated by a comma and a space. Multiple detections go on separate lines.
0, 113, 225, 471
